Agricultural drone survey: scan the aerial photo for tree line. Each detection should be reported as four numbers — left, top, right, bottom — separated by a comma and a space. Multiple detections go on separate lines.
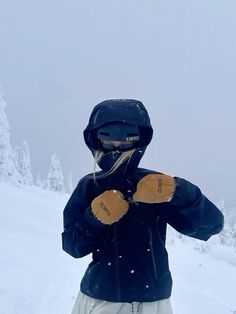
0, 86, 73, 193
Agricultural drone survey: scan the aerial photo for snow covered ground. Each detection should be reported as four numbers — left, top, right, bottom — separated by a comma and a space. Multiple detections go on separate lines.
0, 182, 236, 314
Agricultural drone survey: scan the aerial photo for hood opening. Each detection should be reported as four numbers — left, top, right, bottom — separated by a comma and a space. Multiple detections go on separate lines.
83, 99, 153, 173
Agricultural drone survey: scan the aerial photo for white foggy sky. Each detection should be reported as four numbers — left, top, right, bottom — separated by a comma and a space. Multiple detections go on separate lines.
0, 0, 235, 204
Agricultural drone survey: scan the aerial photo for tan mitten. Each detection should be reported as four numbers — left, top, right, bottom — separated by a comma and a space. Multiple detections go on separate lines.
133, 173, 176, 203
91, 190, 129, 224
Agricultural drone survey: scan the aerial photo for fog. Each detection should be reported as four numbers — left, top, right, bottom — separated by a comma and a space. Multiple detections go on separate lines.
0, 0, 235, 204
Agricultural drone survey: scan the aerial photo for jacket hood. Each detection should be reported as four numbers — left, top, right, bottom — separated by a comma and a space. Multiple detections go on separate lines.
83, 99, 153, 173
84, 99, 153, 149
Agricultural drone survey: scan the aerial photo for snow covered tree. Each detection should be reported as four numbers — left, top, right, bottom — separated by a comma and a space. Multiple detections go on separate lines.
0, 86, 20, 185
231, 223, 236, 249
67, 171, 74, 193
13, 141, 33, 185
45, 153, 65, 193
35, 173, 43, 188
217, 196, 233, 246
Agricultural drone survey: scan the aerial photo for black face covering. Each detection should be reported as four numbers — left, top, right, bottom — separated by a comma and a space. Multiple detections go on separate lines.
94, 147, 146, 175
97, 150, 123, 173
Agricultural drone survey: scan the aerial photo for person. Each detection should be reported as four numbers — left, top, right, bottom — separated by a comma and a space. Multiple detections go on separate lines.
62, 99, 224, 314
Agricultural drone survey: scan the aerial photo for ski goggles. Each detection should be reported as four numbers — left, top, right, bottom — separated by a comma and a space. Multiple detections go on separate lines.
101, 140, 135, 152
97, 122, 140, 152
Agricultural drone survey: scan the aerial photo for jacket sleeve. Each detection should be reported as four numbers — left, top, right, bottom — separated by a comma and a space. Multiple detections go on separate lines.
160, 177, 224, 241
62, 176, 106, 258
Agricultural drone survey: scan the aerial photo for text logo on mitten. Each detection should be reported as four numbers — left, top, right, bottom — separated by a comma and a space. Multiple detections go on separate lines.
99, 203, 111, 216
158, 179, 162, 193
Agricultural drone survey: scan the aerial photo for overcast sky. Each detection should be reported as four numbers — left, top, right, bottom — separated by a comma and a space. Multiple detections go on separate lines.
0, 0, 235, 204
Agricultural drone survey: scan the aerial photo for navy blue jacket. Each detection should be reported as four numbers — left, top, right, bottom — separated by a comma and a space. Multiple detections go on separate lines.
62, 99, 224, 303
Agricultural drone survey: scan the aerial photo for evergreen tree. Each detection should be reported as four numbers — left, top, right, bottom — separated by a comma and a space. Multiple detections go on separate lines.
231, 223, 236, 249
45, 153, 65, 193
13, 141, 33, 185
218, 195, 232, 246
0, 86, 20, 185
36, 173, 43, 188
67, 171, 74, 193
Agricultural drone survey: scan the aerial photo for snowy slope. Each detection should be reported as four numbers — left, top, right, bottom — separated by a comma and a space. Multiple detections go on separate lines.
0, 182, 235, 314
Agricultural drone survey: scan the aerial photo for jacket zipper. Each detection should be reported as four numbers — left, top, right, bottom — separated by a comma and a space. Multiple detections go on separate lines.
113, 224, 121, 300
148, 228, 158, 280
87, 261, 101, 275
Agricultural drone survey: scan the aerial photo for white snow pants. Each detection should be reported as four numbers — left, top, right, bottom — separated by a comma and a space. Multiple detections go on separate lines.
71, 291, 173, 314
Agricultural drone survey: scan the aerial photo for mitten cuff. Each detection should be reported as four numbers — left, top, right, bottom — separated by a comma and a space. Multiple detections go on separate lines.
73, 207, 107, 239
84, 206, 108, 232
170, 177, 201, 207
169, 177, 182, 204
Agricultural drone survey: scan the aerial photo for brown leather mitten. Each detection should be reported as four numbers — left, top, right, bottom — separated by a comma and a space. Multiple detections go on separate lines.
91, 190, 129, 225
133, 173, 176, 203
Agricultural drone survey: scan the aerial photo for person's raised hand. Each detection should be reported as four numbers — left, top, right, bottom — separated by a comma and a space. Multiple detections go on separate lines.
91, 190, 129, 224
133, 174, 176, 203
